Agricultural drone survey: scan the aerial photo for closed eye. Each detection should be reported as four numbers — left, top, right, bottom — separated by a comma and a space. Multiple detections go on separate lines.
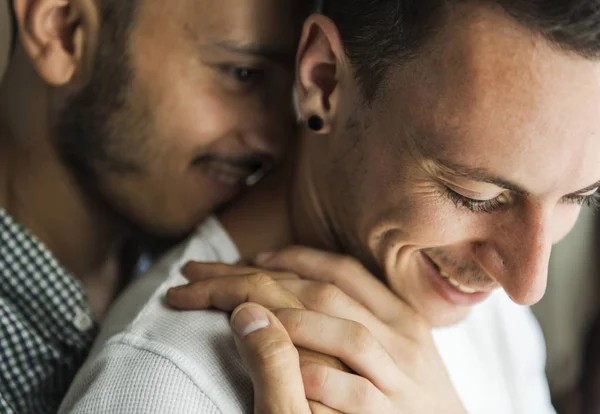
443, 187, 508, 213
563, 191, 600, 210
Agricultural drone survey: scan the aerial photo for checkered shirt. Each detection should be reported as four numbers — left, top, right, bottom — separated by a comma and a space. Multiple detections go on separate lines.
0, 208, 98, 413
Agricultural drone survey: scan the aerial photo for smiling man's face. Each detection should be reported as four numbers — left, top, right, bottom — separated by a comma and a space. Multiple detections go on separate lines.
305, 4, 600, 326
55, 0, 306, 237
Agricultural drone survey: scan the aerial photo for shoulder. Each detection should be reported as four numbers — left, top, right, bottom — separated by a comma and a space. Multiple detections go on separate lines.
61, 218, 251, 413
61, 310, 251, 413
59, 334, 243, 414
91, 216, 240, 350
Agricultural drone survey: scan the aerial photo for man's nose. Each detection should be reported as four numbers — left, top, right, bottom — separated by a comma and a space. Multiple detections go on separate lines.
474, 206, 553, 305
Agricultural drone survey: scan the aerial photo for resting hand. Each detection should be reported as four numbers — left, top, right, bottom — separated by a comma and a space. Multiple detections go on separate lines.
167, 249, 465, 413
226, 303, 343, 413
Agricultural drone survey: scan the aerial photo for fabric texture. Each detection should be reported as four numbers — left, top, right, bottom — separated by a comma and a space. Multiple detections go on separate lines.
60, 216, 556, 414
0, 208, 98, 413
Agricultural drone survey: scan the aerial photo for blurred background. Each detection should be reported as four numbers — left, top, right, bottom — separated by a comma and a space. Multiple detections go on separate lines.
0, 3, 598, 413
533, 206, 600, 414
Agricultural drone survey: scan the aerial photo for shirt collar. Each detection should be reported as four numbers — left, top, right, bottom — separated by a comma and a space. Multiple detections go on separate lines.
0, 208, 98, 348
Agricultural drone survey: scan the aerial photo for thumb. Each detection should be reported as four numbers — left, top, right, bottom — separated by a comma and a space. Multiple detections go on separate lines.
231, 303, 311, 414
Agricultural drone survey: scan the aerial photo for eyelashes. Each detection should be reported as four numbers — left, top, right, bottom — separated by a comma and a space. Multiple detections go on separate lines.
442, 187, 505, 213
564, 192, 600, 210
443, 187, 600, 214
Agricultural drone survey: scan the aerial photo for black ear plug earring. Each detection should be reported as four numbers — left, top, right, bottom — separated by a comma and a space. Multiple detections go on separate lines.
307, 115, 324, 132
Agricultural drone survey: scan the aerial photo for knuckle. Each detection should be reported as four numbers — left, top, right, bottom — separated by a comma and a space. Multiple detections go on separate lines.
276, 309, 304, 336
255, 335, 299, 367
299, 348, 347, 372
299, 360, 329, 391
246, 272, 276, 288
309, 283, 343, 310
347, 322, 375, 354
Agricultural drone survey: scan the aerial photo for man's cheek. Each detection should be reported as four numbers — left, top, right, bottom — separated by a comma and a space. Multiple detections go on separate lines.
402, 210, 476, 247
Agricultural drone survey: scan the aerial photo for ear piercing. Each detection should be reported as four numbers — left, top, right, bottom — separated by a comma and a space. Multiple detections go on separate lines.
307, 115, 324, 132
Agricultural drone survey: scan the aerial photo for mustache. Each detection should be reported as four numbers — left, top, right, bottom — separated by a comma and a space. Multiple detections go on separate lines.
425, 249, 494, 286
192, 153, 274, 186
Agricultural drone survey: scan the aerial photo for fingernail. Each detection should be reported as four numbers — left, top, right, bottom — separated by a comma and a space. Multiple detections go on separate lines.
232, 306, 270, 337
254, 251, 275, 265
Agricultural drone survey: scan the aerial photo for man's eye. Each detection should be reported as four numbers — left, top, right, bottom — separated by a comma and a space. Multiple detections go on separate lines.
443, 187, 507, 214
564, 192, 600, 210
226, 66, 263, 84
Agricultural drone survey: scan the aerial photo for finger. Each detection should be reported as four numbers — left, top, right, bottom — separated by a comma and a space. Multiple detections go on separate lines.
301, 362, 390, 414
166, 273, 304, 311
181, 261, 300, 282
255, 246, 415, 325
181, 262, 257, 281
280, 280, 423, 369
297, 346, 352, 373
230, 304, 312, 414
308, 401, 345, 414
275, 308, 401, 392
279, 279, 391, 343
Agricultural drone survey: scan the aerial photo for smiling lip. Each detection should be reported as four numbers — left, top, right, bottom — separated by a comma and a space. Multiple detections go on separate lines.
197, 162, 252, 201
420, 252, 491, 307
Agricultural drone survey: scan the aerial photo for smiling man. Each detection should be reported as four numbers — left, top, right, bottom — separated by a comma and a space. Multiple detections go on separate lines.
61, 1, 600, 413
0, 0, 315, 412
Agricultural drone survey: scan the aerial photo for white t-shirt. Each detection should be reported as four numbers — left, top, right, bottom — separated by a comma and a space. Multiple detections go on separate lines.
59, 217, 556, 414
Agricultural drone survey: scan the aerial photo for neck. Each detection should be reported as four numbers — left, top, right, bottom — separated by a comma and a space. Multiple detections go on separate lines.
220, 132, 340, 262
0, 52, 127, 284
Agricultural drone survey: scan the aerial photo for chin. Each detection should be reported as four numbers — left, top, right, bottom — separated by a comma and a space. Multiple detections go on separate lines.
152, 212, 211, 237
123, 203, 214, 240
426, 306, 473, 328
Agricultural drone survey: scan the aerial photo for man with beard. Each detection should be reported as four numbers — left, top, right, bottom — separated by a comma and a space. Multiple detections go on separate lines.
0, 0, 317, 412
60, 0, 600, 413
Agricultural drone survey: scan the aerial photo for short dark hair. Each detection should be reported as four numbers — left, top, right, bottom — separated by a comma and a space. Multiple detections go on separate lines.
8, 0, 320, 56
322, 0, 600, 102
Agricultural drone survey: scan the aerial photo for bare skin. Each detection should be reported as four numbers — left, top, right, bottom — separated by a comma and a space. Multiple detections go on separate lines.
168, 4, 600, 413
0, 0, 306, 320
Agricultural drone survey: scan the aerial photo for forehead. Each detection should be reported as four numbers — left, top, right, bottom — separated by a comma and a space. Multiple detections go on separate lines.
140, 0, 302, 47
382, 3, 600, 194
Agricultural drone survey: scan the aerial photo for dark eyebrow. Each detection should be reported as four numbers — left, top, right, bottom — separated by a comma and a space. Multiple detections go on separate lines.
433, 157, 600, 197
182, 21, 296, 70
214, 40, 295, 70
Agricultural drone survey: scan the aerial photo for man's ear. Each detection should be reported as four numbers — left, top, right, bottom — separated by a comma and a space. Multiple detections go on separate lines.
295, 15, 347, 135
12, 0, 99, 86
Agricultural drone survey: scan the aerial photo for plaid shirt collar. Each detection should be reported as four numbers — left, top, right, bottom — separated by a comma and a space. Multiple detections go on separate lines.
0, 208, 98, 413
